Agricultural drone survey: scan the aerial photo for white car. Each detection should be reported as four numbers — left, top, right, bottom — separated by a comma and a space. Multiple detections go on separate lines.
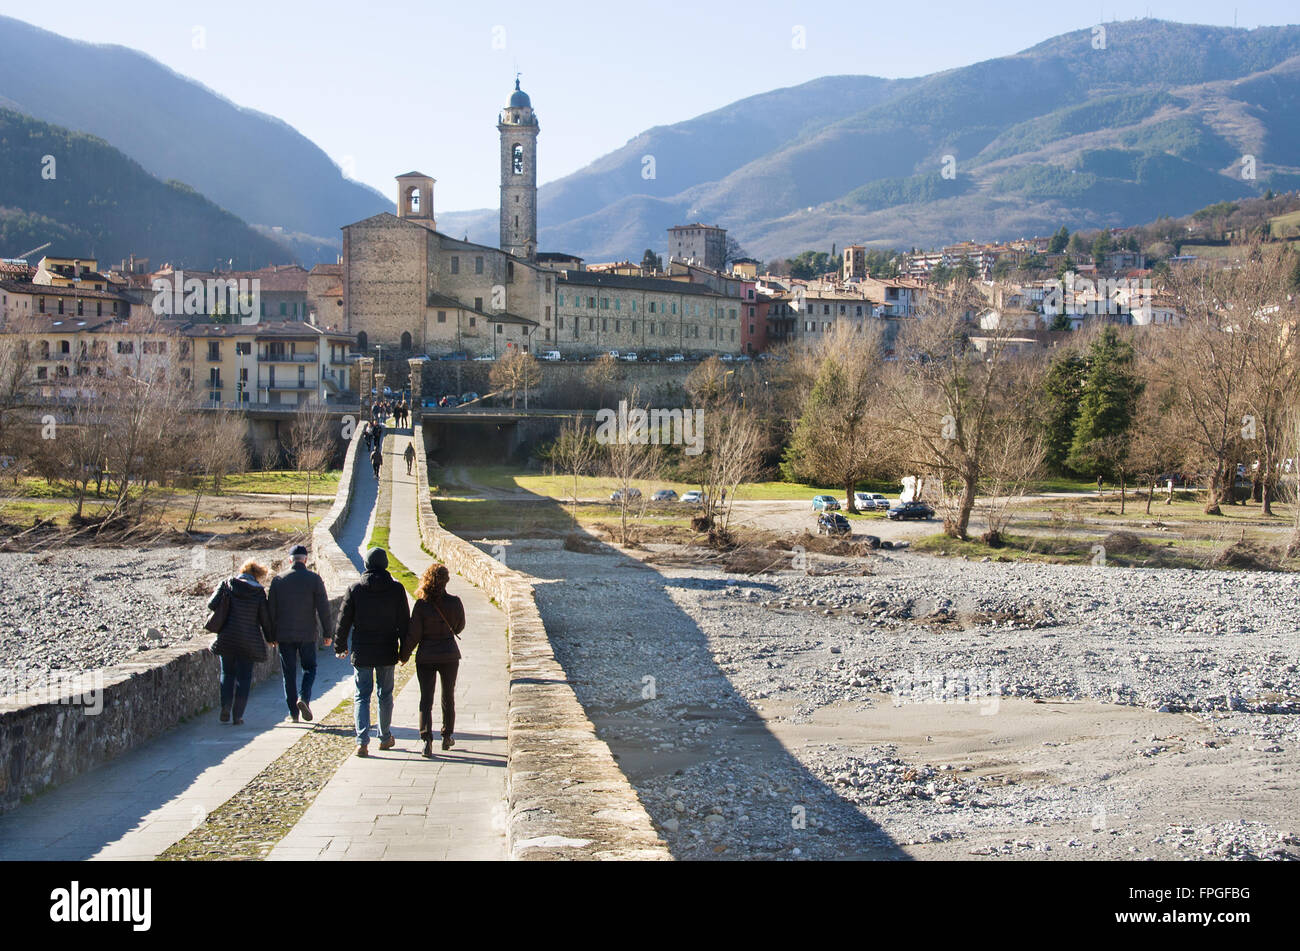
680, 490, 707, 505
854, 492, 889, 511
541, 350, 562, 361
667, 353, 685, 363
608, 350, 620, 359
622, 352, 638, 362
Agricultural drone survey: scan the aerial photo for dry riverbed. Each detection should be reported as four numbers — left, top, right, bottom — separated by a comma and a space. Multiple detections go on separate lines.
487, 535, 1300, 861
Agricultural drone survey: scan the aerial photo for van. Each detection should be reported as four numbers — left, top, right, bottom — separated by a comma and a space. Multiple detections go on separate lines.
542, 350, 562, 361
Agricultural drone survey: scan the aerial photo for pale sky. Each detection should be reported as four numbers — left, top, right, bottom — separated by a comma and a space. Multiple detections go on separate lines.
1, 0, 1295, 211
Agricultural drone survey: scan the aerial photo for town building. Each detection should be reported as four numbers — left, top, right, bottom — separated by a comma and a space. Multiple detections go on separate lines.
667, 223, 727, 271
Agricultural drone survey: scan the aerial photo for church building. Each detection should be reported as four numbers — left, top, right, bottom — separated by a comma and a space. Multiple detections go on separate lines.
341, 79, 742, 359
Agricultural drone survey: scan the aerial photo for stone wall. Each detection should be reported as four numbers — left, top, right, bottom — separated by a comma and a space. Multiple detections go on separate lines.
411, 424, 669, 860
0, 429, 367, 815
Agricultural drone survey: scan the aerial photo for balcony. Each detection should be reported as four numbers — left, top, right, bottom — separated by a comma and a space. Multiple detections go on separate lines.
259, 352, 319, 363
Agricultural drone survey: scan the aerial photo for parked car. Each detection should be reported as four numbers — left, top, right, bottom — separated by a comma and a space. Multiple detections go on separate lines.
439, 351, 468, 361
812, 494, 840, 511
460, 392, 480, 404
642, 351, 663, 362
720, 353, 735, 362
816, 512, 852, 536
622, 351, 638, 362
651, 489, 678, 502
608, 350, 620, 359
667, 353, 685, 363
473, 355, 494, 362
610, 487, 642, 502
886, 501, 935, 520
680, 489, 707, 505
854, 492, 890, 511
541, 350, 562, 361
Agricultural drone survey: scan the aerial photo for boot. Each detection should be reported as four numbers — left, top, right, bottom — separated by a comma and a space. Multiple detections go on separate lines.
422, 739, 433, 758
219, 706, 231, 723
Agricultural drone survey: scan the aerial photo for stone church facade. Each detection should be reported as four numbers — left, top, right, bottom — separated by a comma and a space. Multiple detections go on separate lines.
342, 80, 740, 359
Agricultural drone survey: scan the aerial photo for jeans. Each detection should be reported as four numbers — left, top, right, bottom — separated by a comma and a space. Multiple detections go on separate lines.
416, 661, 459, 741
219, 656, 255, 719
279, 642, 317, 713
353, 665, 395, 745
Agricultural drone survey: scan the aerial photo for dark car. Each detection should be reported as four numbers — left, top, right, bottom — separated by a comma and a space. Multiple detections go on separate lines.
439, 351, 468, 361
886, 501, 935, 521
816, 512, 852, 536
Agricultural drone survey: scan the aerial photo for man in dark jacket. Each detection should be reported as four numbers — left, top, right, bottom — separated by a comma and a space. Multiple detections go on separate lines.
268, 544, 332, 723
335, 548, 409, 756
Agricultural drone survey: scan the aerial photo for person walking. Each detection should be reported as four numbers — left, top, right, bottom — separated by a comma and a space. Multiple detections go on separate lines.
361, 420, 373, 451
268, 544, 332, 723
334, 548, 409, 756
404, 442, 416, 476
208, 560, 276, 725
371, 444, 383, 479
401, 563, 465, 756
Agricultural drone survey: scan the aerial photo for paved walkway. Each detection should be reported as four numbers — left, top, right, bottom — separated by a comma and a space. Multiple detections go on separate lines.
269, 428, 509, 860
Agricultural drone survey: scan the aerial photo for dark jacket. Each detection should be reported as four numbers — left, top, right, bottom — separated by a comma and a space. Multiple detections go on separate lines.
370, 447, 383, 468
335, 569, 409, 667
402, 593, 465, 665
268, 562, 331, 644
210, 575, 275, 662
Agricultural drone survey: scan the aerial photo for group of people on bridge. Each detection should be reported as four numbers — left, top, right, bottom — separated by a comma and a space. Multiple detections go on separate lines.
206, 543, 467, 758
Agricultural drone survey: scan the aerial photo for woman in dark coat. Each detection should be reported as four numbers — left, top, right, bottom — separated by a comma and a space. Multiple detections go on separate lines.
209, 560, 276, 725
401, 563, 465, 756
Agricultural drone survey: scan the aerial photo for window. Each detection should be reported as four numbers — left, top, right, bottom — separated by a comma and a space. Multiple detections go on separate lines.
615, 320, 621, 333
615, 299, 621, 311
59, 340, 70, 354
545, 278, 552, 293
557, 316, 564, 329
235, 342, 251, 355
451, 257, 459, 274
38, 297, 45, 313
507, 261, 514, 279
649, 302, 657, 314
545, 328, 550, 340
57, 300, 64, 315
601, 319, 607, 331
823, 305, 830, 315
469, 317, 476, 328
496, 325, 503, 334
671, 303, 678, 315
118, 341, 135, 354
475, 256, 484, 274
280, 303, 287, 316
475, 297, 483, 311
588, 297, 595, 308
96, 302, 103, 317
558, 293, 565, 306
76, 300, 83, 316
588, 317, 594, 331
545, 306, 551, 321
437, 311, 446, 323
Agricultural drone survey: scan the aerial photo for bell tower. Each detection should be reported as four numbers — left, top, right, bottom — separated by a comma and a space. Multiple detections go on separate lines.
499, 75, 539, 261
395, 171, 436, 228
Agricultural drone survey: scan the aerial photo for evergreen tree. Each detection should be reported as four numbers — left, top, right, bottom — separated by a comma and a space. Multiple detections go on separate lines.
1040, 350, 1086, 475
1048, 226, 1070, 254
1066, 327, 1144, 479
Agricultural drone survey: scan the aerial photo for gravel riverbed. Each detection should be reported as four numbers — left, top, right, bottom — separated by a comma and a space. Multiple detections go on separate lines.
0, 546, 285, 696
498, 539, 1300, 860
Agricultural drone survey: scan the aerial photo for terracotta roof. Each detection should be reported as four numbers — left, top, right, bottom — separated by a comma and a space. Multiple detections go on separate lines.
0, 279, 133, 302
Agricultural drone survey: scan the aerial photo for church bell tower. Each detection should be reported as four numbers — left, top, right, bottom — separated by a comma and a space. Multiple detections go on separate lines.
499, 75, 539, 261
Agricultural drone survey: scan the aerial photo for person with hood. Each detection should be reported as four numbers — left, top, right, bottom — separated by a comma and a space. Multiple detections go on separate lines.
208, 560, 276, 725
334, 548, 409, 756
404, 441, 416, 475
401, 563, 465, 756
268, 544, 332, 723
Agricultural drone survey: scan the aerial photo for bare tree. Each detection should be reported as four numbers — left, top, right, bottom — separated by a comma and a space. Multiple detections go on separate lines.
976, 425, 1045, 544
884, 280, 1038, 540
287, 400, 334, 530
489, 348, 542, 408
604, 387, 662, 545
584, 353, 621, 405
784, 323, 891, 513
548, 415, 600, 509
696, 403, 764, 536
185, 409, 251, 533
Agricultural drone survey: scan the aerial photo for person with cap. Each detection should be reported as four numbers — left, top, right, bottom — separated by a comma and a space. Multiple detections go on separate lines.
334, 547, 410, 756
267, 544, 333, 723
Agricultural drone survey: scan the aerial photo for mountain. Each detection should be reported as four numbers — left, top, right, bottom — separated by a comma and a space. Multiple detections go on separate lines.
441, 20, 1300, 261
0, 107, 292, 268
0, 15, 388, 261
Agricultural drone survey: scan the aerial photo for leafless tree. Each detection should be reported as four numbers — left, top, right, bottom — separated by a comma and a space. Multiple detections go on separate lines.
548, 415, 599, 509
696, 403, 764, 535
604, 387, 662, 546
185, 409, 250, 533
784, 323, 892, 513
489, 348, 542, 408
287, 400, 334, 530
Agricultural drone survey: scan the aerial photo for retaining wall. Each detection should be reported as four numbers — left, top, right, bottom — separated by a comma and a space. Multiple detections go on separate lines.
412, 424, 669, 860
0, 429, 367, 814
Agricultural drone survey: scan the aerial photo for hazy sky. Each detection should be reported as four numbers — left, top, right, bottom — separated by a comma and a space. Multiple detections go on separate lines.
1, 1, 1295, 211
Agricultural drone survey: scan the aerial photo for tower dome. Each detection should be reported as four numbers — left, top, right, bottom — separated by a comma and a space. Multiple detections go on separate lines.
509, 76, 531, 108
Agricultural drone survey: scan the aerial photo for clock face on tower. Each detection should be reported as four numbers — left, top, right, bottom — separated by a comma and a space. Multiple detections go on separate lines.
512, 144, 524, 175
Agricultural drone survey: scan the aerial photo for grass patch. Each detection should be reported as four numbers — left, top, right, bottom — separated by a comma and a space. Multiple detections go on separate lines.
365, 525, 419, 594
212, 470, 342, 496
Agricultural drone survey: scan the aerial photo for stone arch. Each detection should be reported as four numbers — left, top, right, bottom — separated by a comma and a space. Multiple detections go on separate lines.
400, 331, 412, 352
404, 186, 421, 215
356, 331, 368, 353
